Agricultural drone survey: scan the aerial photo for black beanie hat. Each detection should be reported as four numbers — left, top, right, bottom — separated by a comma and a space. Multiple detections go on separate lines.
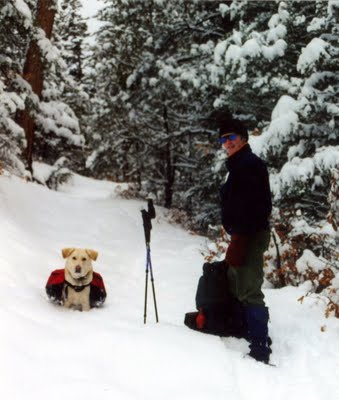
218, 119, 249, 141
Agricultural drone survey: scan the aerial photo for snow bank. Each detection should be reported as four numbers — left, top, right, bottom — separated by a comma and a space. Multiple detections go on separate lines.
0, 172, 338, 400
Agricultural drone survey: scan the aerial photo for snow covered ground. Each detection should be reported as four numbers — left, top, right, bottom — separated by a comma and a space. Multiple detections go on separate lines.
0, 171, 338, 400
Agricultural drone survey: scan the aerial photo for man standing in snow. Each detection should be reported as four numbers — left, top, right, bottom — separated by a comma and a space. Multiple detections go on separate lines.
219, 119, 272, 364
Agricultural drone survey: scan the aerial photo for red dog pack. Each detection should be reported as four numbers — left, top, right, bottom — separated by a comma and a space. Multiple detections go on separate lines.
46, 269, 106, 308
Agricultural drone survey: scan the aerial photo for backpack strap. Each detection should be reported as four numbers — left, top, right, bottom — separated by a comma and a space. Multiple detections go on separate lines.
64, 280, 91, 293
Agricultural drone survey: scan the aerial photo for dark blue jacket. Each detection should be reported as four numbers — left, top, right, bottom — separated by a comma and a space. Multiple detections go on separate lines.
220, 144, 272, 235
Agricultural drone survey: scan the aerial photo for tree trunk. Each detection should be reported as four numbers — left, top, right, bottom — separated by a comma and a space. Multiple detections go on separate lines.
16, 0, 56, 174
163, 105, 175, 209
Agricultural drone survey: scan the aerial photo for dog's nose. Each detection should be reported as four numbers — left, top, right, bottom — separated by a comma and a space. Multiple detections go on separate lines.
75, 265, 82, 274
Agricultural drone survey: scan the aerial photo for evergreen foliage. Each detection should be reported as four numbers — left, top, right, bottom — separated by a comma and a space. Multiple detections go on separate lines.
0, 0, 85, 176
86, 0, 227, 224
81, 0, 338, 234
31, 0, 86, 171
1, 0, 338, 237
0, 0, 35, 174
261, 0, 339, 222
54, 0, 90, 149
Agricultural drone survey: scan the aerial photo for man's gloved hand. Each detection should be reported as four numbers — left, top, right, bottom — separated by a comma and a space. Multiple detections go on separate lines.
226, 234, 250, 267
196, 308, 206, 329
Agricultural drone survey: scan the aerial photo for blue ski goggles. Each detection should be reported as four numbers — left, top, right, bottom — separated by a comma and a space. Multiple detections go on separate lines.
219, 134, 238, 144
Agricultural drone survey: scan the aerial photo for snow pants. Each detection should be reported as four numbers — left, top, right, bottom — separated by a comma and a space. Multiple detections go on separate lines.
227, 230, 270, 306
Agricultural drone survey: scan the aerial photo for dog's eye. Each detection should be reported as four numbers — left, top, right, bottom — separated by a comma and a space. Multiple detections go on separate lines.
82, 258, 87, 261
72, 256, 77, 260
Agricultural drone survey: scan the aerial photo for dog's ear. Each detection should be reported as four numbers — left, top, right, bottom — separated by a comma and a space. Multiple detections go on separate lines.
86, 249, 98, 261
62, 248, 75, 259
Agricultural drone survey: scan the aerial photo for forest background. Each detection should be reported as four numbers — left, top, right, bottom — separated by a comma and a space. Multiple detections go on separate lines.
0, 0, 338, 315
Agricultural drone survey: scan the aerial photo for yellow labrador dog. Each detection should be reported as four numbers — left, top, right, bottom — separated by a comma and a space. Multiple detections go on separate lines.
62, 247, 98, 311
46, 248, 107, 311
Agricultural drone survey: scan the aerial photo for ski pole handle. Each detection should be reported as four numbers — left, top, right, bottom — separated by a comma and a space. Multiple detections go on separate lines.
141, 209, 152, 244
141, 199, 156, 244
147, 199, 156, 219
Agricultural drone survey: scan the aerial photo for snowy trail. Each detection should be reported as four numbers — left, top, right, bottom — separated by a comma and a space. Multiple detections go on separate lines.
0, 173, 338, 400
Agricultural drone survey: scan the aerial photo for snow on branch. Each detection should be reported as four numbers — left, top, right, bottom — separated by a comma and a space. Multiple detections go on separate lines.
35, 28, 67, 69
214, 5, 289, 70
328, 0, 339, 17
259, 95, 299, 155
297, 38, 330, 74
37, 100, 84, 146
273, 146, 339, 199
0, 80, 25, 139
13, 0, 32, 21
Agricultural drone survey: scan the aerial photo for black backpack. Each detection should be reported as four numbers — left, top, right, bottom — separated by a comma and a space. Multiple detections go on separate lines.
195, 261, 233, 311
185, 261, 245, 337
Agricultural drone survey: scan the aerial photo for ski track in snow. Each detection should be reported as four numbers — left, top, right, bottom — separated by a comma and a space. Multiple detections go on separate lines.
0, 173, 338, 400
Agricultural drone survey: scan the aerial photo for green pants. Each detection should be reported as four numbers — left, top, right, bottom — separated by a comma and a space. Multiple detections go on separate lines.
227, 230, 270, 305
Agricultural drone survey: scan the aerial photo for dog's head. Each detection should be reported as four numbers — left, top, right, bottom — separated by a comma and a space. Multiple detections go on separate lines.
62, 248, 98, 281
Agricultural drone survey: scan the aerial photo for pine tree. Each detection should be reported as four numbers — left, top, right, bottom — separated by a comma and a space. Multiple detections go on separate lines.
125, 0, 226, 210
87, 0, 227, 216
21, 0, 85, 173
0, 0, 35, 174
211, 0, 306, 126
15, 0, 57, 172
0, 0, 85, 177
54, 0, 89, 126
261, 0, 339, 221
57, 0, 87, 82
47, 0, 89, 172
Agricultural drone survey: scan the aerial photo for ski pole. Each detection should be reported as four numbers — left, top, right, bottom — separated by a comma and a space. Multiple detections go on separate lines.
141, 199, 159, 324
147, 243, 159, 323
144, 251, 149, 324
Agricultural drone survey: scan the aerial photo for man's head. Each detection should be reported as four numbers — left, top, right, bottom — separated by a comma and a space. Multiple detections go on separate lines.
218, 119, 248, 157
